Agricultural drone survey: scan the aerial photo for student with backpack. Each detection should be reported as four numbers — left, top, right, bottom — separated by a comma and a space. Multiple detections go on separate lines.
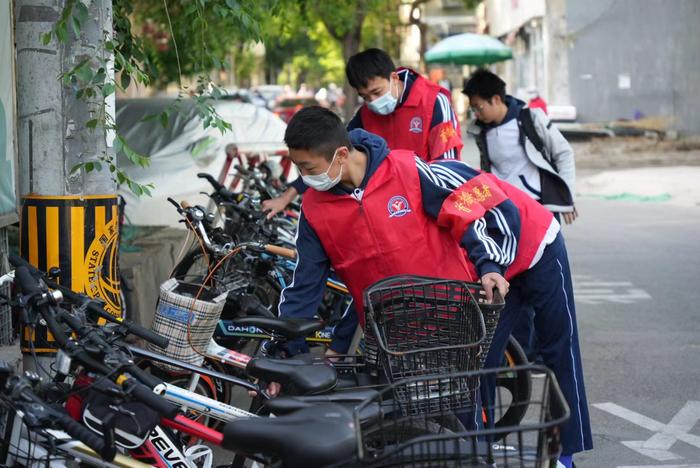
463, 70, 577, 224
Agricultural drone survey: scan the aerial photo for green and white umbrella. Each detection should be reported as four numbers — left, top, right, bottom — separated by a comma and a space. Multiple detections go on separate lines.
425, 33, 512, 66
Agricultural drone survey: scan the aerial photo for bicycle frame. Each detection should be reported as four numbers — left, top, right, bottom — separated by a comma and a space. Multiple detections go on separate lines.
1, 407, 151, 467
215, 318, 333, 344
130, 345, 258, 422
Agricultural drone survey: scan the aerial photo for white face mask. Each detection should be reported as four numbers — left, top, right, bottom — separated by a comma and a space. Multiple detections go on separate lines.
367, 78, 398, 115
301, 149, 343, 192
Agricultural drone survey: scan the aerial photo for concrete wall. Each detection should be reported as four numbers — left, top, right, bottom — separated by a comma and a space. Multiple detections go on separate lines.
485, 0, 546, 38
567, 0, 700, 134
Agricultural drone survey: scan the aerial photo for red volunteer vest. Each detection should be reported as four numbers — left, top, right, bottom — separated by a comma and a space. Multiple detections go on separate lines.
360, 68, 453, 161
436, 172, 554, 281
303, 150, 475, 326
303, 151, 554, 325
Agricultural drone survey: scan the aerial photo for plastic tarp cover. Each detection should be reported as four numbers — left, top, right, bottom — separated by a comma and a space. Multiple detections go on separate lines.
116, 98, 292, 226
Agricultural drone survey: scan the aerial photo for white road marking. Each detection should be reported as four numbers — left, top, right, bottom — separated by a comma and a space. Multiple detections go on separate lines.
595, 401, 700, 461
573, 276, 652, 304
576, 289, 652, 304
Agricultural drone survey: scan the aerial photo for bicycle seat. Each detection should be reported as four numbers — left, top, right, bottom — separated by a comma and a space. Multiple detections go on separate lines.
246, 354, 337, 395
264, 388, 382, 424
264, 388, 377, 413
222, 404, 356, 467
233, 316, 323, 339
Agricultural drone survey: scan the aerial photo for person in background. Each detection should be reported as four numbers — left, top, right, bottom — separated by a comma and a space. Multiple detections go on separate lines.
262, 48, 463, 218
463, 70, 576, 224
527, 87, 548, 115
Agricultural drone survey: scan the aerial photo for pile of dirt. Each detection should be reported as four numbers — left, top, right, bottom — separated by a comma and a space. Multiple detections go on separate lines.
572, 136, 700, 169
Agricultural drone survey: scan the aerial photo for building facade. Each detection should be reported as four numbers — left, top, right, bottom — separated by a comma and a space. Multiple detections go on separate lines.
480, 0, 700, 135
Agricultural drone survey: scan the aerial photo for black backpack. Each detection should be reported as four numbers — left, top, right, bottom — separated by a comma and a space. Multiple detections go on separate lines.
476, 107, 559, 173
517, 108, 557, 171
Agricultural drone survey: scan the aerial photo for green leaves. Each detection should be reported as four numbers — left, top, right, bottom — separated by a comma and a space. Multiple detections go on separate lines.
191, 136, 216, 158
41, 32, 52, 46
159, 111, 170, 129
115, 135, 150, 168
102, 82, 115, 97
74, 61, 94, 82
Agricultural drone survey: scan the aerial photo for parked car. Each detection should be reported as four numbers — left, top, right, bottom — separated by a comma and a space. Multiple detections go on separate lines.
272, 97, 319, 123
219, 88, 267, 108
254, 84, 285, 109
116, 98, 290, 226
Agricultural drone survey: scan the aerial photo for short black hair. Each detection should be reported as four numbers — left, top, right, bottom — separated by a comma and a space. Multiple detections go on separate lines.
284, 106, 352, 161
346, 48, 395, 89
462, 69, 506, 102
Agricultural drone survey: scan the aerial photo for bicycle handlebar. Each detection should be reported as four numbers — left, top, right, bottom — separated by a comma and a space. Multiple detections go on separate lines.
6, 375, 115, 461
13, 263, 179, 419
8, 254, 169, 349
197, 172, 236, 200
264, 244, 296, 259
55, 408, 114, 461
125, 379, 179, 419
14, 265, 41, 295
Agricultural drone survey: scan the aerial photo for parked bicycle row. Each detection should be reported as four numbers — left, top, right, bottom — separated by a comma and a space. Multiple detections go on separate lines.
0, 157, 572, 467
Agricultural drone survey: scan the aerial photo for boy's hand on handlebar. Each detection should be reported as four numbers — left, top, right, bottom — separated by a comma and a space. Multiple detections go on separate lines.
262, 196, 290, 219
480, 272, 509, 304
262, 187, 298, 220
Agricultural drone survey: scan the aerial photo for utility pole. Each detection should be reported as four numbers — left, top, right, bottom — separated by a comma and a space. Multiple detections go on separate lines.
544, 0, 572, 105
14, 0, 121, 374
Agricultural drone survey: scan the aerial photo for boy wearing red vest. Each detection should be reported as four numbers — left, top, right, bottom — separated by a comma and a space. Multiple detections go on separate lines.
262, 48, 462, 218
278, 107, 592, 465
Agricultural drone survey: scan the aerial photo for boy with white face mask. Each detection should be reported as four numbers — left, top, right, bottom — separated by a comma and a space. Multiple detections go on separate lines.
345, 48, 462, 162
262, 48, 463, 218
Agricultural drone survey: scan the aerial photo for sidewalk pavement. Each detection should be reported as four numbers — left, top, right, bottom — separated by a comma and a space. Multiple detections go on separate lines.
462, 133, 700, 208
577, 166, 700, 208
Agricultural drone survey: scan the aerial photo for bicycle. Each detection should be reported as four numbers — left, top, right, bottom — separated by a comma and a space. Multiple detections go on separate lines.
6, 259, 567, 467
161, 192, 533, 434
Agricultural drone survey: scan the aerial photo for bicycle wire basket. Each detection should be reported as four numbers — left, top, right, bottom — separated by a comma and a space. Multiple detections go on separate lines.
354, 365, 570, 468
362, 277, 504, 376
363, 276, 496, 414
464, 282, 504, 370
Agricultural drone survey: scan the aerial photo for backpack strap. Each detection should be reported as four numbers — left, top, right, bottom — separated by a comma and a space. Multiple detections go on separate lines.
517, 108, 557, 171
475, 130, 491, 172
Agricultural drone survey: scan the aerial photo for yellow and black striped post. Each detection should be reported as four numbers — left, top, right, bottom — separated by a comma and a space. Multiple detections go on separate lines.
19, 194, 122, 354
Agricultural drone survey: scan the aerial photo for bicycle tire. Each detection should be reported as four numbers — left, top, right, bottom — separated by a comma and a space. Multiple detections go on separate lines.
493, 336, 532, 436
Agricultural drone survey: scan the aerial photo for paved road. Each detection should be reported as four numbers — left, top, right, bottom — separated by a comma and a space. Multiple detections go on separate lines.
564, 196, 700, 467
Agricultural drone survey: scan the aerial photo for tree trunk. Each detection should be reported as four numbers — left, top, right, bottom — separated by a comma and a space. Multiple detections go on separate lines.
418, 22, 428, 72
340, 30, 362, 121
15, 0, 120, 375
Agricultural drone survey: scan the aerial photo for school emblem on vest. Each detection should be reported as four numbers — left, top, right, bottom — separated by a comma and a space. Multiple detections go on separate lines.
387, 195, 412, 218
409, 116, 423, 133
